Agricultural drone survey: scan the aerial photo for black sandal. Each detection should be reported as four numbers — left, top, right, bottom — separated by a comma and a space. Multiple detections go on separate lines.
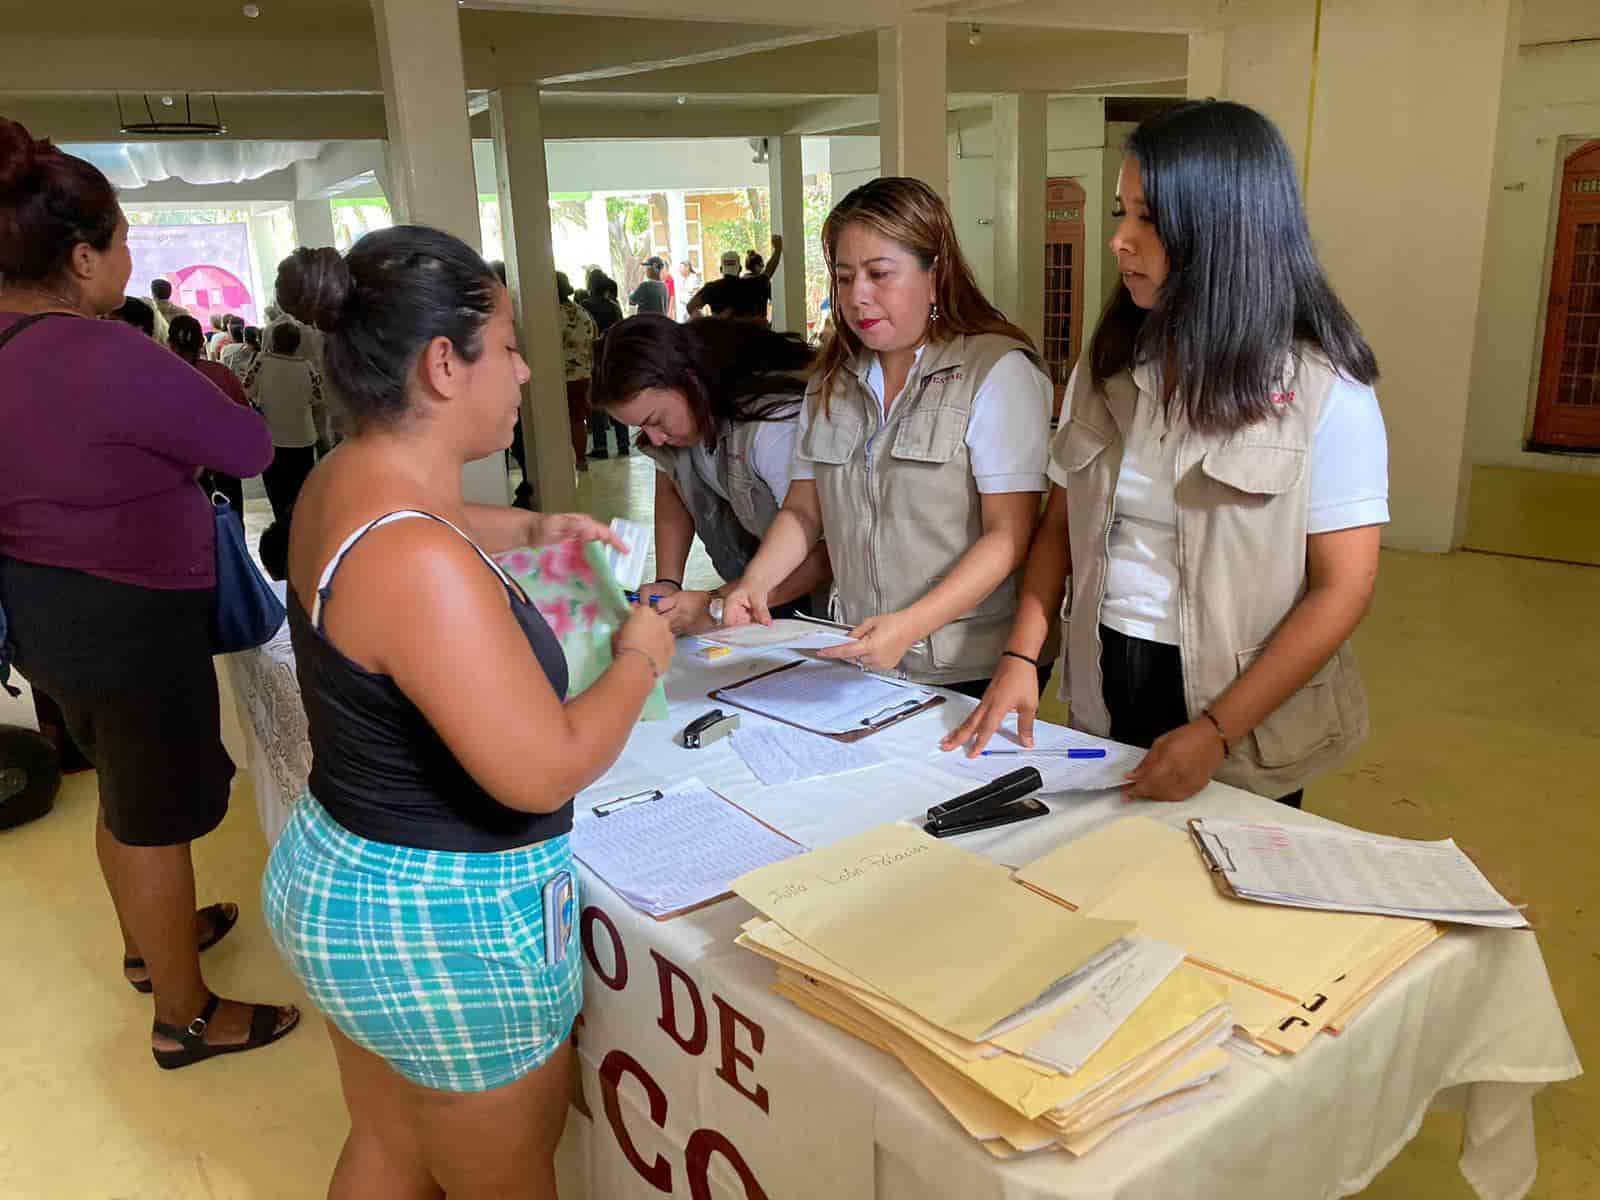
124, 902, 240, 993
151, 994, 300, 1070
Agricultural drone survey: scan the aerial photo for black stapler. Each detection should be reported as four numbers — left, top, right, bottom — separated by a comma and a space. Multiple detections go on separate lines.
923, 767, 1048, 838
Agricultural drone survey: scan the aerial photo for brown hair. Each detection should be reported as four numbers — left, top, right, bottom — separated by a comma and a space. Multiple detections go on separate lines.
813, 177, 1033, 408
0, 119, 120, 284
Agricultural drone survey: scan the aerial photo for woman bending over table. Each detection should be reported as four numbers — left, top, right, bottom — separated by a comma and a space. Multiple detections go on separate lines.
262, 228, 674, 1199
589, 312, 832, 635
722, 177, 1052, 694
944, 100, 1389, 807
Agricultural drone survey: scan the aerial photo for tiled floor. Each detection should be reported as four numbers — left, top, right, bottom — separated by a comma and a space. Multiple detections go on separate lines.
2, 459, 1594, 1198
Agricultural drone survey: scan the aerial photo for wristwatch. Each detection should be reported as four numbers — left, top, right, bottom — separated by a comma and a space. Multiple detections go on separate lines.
708, 597, 725, 626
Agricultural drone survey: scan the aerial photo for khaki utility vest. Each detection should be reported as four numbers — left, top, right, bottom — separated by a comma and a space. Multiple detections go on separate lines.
640, 416, 782, 584
799, 334, 1040, 685
1052, 349, 1371, 797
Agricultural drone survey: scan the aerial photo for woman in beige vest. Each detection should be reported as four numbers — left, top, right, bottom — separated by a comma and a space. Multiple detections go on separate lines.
590, 314, 832, 634
722, 178, 1052, 691
945, 100, 1388, 807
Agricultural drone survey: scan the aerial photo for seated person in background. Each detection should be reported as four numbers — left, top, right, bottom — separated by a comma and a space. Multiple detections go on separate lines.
687, 235, 783, 322
218, 316, 249, 371
590, 313, 832, 634
228, 325, 261, 380
150, 276, 188, 329
942, 101, 1388, 810
264, 227, 673, 1198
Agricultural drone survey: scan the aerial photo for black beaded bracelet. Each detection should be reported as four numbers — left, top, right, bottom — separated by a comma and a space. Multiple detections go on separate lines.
1001, 650, 1039, 667
649, 578, 683, 590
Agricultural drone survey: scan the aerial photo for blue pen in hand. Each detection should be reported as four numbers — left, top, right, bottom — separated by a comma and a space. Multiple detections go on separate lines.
979, 748, 1107, 759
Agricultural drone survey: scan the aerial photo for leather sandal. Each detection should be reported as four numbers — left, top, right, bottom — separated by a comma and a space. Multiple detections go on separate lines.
123, 902, 241, 994
151, 993, 300, 1070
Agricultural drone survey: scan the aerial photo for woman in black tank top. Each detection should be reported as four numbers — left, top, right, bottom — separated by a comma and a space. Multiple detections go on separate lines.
259, 226, 675, 1199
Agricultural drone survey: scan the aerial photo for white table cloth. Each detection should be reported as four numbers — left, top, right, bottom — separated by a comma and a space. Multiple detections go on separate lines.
224, 638, 1580, 1200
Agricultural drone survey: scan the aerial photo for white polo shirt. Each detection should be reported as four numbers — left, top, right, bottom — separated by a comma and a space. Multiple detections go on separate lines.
790, 347, 1050, 494
1048, 361, 1390, 645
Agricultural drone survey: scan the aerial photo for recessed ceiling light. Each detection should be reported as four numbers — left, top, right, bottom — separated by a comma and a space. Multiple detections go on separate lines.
676, 95, 688, 105
242, 3, 260, 17
161, 95, 175, 107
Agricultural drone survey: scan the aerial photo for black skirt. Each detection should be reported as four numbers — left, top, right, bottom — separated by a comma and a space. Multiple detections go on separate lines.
0, 558, 233, 845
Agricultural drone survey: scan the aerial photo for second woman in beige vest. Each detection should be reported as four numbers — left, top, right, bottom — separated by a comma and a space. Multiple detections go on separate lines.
944, 101, 1389, 806
722, 178, 1052, 691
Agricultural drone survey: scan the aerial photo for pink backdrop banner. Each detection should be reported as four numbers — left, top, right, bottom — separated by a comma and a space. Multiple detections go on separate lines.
128, 223, 257, 326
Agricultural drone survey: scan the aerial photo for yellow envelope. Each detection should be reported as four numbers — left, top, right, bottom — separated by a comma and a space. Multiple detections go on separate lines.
734, 823, 1132, 1041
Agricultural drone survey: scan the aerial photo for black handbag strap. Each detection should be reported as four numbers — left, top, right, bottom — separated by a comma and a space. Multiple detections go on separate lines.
0, 312, 70, 357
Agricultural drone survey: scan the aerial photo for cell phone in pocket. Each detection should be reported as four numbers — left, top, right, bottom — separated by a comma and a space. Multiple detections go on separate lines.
542, 871, 575, 967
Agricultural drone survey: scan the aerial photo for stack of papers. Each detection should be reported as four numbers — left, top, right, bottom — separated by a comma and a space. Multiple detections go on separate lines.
722, 660, 936, 736
1189, 817, 1530, 928
730, 823, 1233, 1158
572, 779, 800, 919
1015, 818, 1442, 1053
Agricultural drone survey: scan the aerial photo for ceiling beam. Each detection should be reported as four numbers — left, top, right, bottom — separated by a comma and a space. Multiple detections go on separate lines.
901, 0, 1217, 34
782, 95, 880, 135
468, 0, 893, 31
471, 103, 796, 139
1, 94, 389, 142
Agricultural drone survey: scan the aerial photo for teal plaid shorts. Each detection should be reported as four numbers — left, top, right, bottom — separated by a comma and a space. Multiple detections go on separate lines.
262, 795, 582, 1092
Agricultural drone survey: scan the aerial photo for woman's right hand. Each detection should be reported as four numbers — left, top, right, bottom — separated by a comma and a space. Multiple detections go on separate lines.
940, 654, 1041, 757
719, 583, 773, 628
613, 602, 676, 681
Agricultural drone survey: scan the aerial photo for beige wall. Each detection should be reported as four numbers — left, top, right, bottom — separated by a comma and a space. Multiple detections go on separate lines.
1468, 40, 1600, 475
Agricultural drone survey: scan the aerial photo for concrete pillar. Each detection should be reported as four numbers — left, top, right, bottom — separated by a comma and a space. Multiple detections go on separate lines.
1211, 0, 1515, 551
292, 199, 336, 249
666, 191, 690, 291
877, 17, 948, 198
491, 83, 579, 517
1187, 32, 1225, 99
767, 134, 808, 335
371, 0, 507, 506
992, 94, 1046, 352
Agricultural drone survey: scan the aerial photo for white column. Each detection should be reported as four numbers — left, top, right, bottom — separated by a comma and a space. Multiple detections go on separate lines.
666, 191, 690, 291
877, 17, 948, 197
767, 134, 808, 335
992, 94, 1046, 351
876, 31, 899, 178
1210, 0, 1515, 551
370, 0, 507, 505
292, 199, 336, 249
492, 83, 579, 516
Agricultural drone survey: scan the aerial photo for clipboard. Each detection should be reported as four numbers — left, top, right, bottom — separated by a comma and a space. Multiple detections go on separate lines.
709, 659, 946, 743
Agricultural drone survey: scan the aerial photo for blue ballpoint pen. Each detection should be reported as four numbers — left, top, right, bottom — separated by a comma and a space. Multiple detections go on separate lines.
979, 748, 1107, 759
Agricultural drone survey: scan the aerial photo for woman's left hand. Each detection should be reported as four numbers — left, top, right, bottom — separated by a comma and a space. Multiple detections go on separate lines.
530, 513, 627, 553
815, 611, 921, 674
652, 589, 717, 636
1122, 720, 1226, 803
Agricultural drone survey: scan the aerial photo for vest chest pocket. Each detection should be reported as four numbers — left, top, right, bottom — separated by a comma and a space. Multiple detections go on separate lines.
1051, 419, 1112, 475
798, 403, 863, 466
1199, 441, 1307, 496
889, 389, 969, 464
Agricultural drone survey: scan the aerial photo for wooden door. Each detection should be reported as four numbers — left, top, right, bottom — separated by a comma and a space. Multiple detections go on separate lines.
1043, 178, 1086, 422
1532, 140, 1600, 448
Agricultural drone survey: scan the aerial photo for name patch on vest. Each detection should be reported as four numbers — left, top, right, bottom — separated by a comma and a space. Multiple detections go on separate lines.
1270, 390, 1295, 407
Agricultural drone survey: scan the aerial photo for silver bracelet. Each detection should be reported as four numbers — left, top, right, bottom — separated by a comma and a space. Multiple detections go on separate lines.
615, 646, 662, 682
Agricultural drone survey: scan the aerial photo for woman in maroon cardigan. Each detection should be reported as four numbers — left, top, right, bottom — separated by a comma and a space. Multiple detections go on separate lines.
0, 120, 300, 1068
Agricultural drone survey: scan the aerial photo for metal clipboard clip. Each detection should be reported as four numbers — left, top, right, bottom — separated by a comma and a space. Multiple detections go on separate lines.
1186, 820, 1237, 872
860, 698, 923, 728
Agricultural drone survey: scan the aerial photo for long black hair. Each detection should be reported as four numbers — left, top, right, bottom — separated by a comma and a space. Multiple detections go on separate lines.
590, 314, 814, 446
274, 226, 498, 429
1090, 100, 1377, 433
